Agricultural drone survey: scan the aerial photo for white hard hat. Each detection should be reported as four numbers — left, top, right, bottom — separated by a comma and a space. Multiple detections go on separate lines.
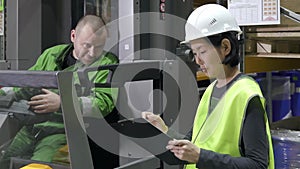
181, 4, 242, 44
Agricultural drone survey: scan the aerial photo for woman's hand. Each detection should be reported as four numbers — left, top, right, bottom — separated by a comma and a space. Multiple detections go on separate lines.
28, 88, 61, 113
142, 111, 168, 133
166, 139, 200, 163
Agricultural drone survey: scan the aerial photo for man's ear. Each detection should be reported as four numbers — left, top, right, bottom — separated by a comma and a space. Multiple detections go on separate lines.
70, 29, 76, 42
221, 38, 231, 56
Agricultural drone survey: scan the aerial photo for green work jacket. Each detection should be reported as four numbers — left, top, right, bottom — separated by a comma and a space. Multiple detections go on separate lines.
7, 44, 118, 118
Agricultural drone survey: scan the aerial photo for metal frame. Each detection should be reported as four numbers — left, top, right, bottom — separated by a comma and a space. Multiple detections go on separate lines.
73, 61, 165, 168
69, 60, 184, 168
280, 6, 300, 23
57, 71, 94, 169
0, 59, 194, 168
0, 70, 93, 168
0, 70, 69, 168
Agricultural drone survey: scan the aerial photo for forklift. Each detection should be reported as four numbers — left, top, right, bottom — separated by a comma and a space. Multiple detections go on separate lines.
0, 0, 202, 168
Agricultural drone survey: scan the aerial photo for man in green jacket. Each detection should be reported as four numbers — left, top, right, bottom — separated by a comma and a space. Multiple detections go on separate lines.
0, 15, 118, 168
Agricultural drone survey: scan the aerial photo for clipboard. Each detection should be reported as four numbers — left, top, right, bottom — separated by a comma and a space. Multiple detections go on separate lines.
110, 118, 188, 165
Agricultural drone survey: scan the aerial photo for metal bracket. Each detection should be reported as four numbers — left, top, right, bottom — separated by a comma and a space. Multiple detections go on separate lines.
280, 6, 300, 23
0, 60, 10, 70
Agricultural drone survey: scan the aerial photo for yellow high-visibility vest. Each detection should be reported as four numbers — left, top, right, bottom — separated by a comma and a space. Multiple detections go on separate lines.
185, 76, 274, 169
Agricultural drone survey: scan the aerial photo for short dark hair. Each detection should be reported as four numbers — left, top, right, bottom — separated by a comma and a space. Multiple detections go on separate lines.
207, 31, 240, 67
75, 15, 108, 36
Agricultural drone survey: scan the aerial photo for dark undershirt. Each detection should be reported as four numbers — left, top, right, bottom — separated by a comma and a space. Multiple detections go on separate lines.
184, 74, 269, 169
62, 52, 77, 69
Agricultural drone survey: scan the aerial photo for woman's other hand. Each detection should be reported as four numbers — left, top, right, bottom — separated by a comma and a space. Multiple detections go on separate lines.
142, 111, 168, 133
166, 139, 200, 163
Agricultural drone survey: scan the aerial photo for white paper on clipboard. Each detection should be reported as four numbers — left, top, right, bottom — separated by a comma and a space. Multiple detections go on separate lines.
228, 0, 280, 26
110, 118, 188, 165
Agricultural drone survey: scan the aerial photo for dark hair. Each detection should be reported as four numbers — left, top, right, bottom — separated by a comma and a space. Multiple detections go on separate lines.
207, 31, 240, 67
75, 15, 108, 36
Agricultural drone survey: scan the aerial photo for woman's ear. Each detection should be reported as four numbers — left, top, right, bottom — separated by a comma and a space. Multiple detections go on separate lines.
70, 29, 76, 43
221, 38, 231, 56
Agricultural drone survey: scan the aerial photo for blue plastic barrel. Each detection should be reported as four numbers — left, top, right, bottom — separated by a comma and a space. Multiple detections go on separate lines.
271, 129, 300, 169
256, 76, 291, 122
280, 71, 300, 117
293, 80, 300, 116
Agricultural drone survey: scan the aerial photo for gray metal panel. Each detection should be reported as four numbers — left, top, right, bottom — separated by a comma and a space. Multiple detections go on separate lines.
0, 70, 58, 88
117, 60, 193, 169
6, 0, 17, 70
0, 114, 20, 148
56, 71, 94, 169
118, 0, 135, 62
104, 0, 119, 58
6, 0, 72, 70
6, 0, 42, 70
0, 60, 10, 70
117, 156, 160, 169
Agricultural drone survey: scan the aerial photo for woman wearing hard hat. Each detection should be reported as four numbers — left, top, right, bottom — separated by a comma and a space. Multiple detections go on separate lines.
143, 4, 274, 169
